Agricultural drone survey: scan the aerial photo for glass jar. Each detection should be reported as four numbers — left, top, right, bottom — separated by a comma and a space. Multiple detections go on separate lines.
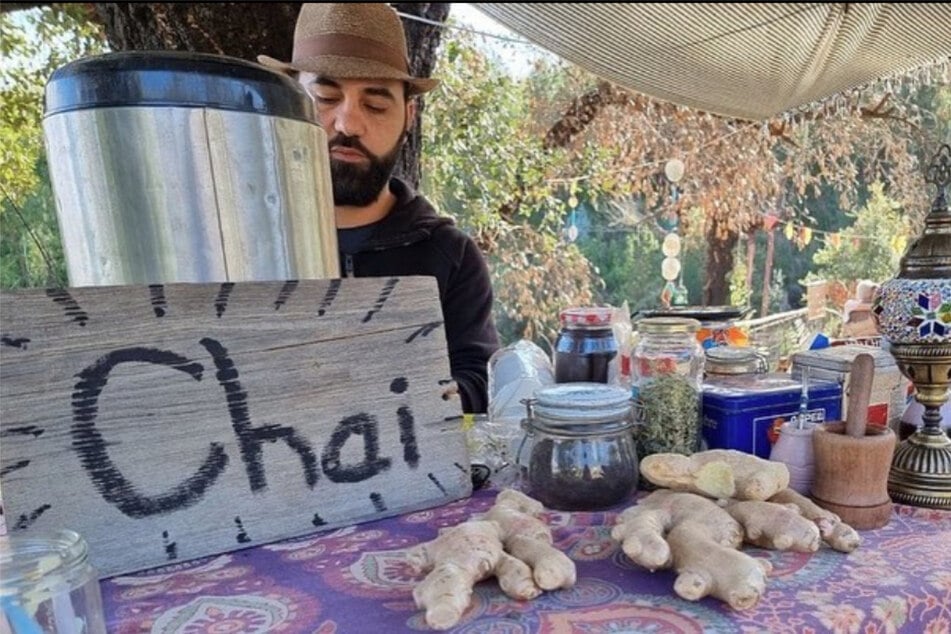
705, 346, 768, 376
553, 307, 618, 384
0, 530, 106, 634
632, 317, 704, 457
519, 383, 638, 510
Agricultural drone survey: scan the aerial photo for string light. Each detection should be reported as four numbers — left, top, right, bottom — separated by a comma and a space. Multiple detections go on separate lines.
758, 208, 905, 246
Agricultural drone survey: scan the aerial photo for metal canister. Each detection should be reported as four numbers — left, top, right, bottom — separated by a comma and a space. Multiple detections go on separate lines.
42, 51, 339, 285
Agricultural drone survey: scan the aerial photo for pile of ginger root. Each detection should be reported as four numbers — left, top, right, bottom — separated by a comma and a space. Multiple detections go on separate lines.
405, 488, 576, 630
612, 449, 861, 610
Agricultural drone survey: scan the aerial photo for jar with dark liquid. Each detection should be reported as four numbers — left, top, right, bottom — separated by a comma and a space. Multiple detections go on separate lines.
553, 307, 618, 383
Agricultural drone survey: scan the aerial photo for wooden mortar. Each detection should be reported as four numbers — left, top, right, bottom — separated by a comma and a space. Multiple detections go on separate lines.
811, 353, 896, 529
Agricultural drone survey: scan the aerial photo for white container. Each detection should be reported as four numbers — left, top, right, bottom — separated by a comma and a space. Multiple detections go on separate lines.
769, 422, 816, 494
790, 344, 909, 432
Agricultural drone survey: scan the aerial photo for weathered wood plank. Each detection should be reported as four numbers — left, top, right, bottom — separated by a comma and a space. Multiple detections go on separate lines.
0, 277, 471, 576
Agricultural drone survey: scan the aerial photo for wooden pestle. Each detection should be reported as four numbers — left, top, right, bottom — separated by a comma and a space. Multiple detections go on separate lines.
845, 354, 874, 438
811, 353, 896, 529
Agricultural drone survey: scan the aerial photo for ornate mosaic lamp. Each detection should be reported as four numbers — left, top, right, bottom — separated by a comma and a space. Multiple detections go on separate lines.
873, 144, 951, 509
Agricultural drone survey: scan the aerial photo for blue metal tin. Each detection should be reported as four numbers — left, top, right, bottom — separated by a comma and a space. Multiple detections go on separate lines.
701, 373, 842, 458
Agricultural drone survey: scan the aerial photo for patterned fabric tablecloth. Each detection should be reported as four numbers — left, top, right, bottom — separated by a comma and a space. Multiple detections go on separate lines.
102, 488, 951, 633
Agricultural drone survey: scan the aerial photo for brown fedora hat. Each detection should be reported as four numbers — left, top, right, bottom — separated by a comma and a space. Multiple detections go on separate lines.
258, 3, 438, 95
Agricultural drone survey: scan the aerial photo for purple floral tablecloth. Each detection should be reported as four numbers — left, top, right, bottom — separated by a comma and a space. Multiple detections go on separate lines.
102, 488, 951, 633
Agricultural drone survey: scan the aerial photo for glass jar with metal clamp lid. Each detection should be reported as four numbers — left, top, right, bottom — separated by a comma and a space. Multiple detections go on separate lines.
705, 346, 769, 377
519, 383, 638, 510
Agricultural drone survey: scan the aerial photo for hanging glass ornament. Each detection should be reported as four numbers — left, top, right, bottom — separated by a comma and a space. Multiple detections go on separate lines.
662, 257, 682, 281
664, 159, 684, 183
662, 232, 682, 257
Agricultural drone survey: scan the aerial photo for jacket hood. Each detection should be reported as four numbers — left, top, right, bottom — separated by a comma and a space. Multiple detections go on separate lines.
362, 178, 455, 250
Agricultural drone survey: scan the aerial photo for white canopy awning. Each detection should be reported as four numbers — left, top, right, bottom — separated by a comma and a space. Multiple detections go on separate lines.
473, 3, 951, 120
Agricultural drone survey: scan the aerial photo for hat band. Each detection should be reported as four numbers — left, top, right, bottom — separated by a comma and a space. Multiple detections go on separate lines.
293, 34, 409, 75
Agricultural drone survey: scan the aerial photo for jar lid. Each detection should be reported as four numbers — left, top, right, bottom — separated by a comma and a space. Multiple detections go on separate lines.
706, 346, 765, 374
638, 316, 701, 334
44, 51, 315, 123
559, 307, 613, 328
706, 346, 759, 363
529, 383, 633, 433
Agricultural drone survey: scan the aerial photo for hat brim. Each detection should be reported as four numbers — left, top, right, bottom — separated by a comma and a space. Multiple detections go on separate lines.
257, 54, 438, 96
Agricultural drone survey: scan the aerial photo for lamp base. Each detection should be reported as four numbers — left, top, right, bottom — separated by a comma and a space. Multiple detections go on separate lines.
888, 429, 951, 509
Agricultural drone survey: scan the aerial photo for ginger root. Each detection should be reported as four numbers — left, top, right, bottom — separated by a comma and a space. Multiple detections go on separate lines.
722, 499, 821, 552
406, 520, 509, 630
768, 488, 861, 553
616, 451, 861, 611
406, 489, 576, 630
640, 449, 790, 500
481, 489, 577, 591
612, 490, 770, 610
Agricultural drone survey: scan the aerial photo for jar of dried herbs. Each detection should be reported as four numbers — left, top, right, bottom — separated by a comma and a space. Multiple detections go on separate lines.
633, 317, 704, 457
520, 383, 638, 510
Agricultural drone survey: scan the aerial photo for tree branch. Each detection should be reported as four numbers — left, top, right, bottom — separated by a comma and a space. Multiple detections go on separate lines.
0, 3, 49, 13
544, 81, 645, 149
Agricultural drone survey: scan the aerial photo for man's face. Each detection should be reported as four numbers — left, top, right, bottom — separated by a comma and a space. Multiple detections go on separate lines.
298, 73, 415, 207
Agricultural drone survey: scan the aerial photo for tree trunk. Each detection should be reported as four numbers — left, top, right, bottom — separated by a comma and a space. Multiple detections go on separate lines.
91, 3, 449, 189
761, 229, 775, 318
703, 217, 737, 306
93, 3, 301, 61
745, 231, 756, 292
392, 3, 450, 188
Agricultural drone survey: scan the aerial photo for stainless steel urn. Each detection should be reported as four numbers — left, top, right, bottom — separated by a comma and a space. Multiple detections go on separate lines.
42, 51, 339, 285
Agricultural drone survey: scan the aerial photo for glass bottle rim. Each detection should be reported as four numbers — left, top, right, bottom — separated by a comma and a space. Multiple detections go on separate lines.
0, 529, 89, 589
559, 306, 613, 328
638, 316, 701, 334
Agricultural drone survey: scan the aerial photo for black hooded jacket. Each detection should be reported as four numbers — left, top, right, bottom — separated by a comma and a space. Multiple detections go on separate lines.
338, 178, 500, 413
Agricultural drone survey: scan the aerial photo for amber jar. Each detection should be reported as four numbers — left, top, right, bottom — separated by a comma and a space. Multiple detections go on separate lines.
553, 307, 618, 384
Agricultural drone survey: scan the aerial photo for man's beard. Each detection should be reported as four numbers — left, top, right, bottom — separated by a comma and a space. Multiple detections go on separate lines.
328, 134, 404, 207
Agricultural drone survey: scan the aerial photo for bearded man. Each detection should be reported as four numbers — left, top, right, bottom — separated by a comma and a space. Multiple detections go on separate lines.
260, 3, 500, 413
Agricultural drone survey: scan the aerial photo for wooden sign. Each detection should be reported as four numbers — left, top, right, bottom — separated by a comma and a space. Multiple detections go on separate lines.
0, 277, 471, 576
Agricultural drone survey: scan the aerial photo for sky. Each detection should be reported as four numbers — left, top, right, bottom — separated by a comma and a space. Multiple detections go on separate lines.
445, 4, 554, 78
453, 4, 517, 36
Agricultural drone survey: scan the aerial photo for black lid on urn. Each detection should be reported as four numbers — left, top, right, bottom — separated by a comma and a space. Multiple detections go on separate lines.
44, 51, 315, 122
